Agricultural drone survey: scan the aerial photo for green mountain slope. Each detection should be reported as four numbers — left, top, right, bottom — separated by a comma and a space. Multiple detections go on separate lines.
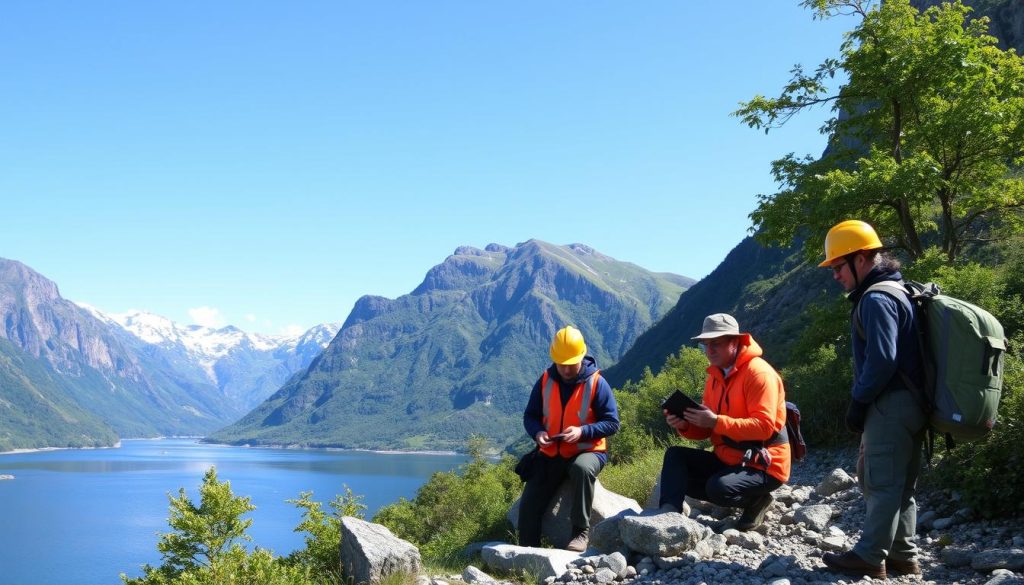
0, 337, 119, 451
210, 241, 693, 451
603, 237, 834, 388
0, 258, 239, 449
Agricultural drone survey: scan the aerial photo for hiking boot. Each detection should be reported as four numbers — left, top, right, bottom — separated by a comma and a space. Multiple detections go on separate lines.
887, 557, 922, 576
736, 493, 773, 531
566, 528, 589, 552
822, 551, 886, 579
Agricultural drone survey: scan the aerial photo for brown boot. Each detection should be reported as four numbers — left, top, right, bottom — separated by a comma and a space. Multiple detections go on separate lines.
822, 551, 886, 579
887, 557, 922, 576
736, 493, 773, 531
566, 528, 589, 552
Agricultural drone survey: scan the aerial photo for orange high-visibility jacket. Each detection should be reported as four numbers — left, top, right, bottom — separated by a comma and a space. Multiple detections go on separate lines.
539, 369, 607, 458
681, 334, 791, 483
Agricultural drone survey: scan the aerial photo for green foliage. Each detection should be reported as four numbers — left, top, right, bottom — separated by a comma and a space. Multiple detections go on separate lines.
614, 349, 707, 446
599, 447, 665, 505
373, 439, 522, 565
782, 343, 854, 447
737, 0, 1024, 264
122, 467, 312, 585
282, 488, 366, 583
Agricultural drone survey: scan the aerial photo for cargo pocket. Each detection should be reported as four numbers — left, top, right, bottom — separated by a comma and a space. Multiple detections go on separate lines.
865, 442, 894, 489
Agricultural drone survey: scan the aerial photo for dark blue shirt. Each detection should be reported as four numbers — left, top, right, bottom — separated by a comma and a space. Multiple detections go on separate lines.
848, 268, 923, 403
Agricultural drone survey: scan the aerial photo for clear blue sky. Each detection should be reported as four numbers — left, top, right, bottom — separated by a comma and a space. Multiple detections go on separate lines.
1, 2, 852, 335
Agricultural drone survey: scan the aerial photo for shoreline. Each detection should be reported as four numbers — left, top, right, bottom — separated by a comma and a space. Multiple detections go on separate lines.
2, 437, 461, 457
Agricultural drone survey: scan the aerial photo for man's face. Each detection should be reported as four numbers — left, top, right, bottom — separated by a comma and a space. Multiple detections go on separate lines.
556, 362, 582, 381
702, 336, 739, 370
830, 255, 860, 292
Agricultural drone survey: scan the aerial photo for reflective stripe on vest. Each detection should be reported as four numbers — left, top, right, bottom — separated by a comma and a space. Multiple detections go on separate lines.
539, 370, 606, 457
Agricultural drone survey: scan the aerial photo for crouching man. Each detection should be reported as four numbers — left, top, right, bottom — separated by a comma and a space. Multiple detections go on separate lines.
658, 313, 790, 531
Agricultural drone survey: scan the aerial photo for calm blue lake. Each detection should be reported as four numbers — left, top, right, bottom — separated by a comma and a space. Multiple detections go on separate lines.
0, 438, 467, 585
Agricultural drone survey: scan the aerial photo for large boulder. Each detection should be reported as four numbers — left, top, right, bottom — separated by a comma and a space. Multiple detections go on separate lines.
507, 478, 641, 547
481, 543, 580, 581
340, 517, 421, 585
618, 512, 712, 557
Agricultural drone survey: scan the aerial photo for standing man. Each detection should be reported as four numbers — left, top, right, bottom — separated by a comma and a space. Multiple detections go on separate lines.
818, 220, 926, 580
658, 313, 789, 532
519, 325, 620, 552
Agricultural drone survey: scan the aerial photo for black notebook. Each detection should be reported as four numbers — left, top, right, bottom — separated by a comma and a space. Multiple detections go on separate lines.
661, 390, 702, 417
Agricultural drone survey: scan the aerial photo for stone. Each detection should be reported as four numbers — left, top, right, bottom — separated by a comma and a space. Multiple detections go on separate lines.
618, 512, 712, 557
589, 510, 638, 554
508, 479, 642, 548
340, 517, 421, 585
692, 533, 727, 558
821, 535, 847, 551
481, 543, 581, 581
594, 568, 617, 583
972, 548, 1024, 571
940, 546, 974, 568
816, 468, 857, 497
462, 565, 496, 584
597, 552, 628, 579
723, 528, 764, 550
917, 510, 937, 530
790, 504, 833, 532
933, 517, 956, 530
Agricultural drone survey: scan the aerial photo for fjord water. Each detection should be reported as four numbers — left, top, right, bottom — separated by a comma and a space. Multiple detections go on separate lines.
0, 439, 466, 585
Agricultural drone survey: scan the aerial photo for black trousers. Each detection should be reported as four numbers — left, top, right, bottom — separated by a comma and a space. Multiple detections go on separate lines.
659, 446, 781, 511
517, 452, 604, 547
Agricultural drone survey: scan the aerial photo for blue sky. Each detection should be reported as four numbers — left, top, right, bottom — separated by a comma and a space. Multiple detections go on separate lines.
1, 2, 852, 335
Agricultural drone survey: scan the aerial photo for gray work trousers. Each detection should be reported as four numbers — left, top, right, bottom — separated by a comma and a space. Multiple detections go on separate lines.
517, 451, 604, 547
853, 388, 926, 565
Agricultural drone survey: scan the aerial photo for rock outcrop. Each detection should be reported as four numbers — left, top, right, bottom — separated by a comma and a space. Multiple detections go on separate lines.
340, 516, 421, 585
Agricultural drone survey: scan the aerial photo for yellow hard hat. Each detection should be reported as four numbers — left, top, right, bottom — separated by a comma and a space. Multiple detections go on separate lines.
550, 326, 587, 365
819, 220, 883, 267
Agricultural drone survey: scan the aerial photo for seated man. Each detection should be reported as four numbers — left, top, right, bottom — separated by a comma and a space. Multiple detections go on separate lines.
658, 313, 789, 531
518, 326, 620, 552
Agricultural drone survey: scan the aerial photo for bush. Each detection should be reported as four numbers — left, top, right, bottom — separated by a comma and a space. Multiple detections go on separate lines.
281, 487, 366, 583
122, 467, 314, 585
373, 437, 522, 566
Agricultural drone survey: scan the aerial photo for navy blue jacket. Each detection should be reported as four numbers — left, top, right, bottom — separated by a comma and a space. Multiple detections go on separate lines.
848, 268, 923, 404
523, 356, 620, 462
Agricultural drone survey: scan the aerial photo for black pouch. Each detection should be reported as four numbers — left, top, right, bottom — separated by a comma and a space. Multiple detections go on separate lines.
514, 447, 541, 482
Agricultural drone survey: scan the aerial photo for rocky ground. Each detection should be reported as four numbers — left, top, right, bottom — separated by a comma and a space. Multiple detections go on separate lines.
438, 448, 1024, 585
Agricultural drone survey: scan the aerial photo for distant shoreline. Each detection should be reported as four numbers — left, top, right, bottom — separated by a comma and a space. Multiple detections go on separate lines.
2, 437, 461, 457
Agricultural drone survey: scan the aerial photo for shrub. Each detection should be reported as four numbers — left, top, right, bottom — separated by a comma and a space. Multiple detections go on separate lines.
373, 437, 521, 566
281, 487, 366, 583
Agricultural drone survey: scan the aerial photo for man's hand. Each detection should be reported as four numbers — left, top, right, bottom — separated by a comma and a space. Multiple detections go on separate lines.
558, 426, 583, 444
664, 409, 689, 431
683, 404, 718, 429
535, 431, 555, 447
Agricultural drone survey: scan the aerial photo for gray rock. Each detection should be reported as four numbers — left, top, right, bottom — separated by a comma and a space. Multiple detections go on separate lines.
767, 580, 791, 585
462, 566, 496, 584
918, 510, 937, 530
692, 533, 727, 558
481, 543, 580, 581
594, 568, 617, 583
597, 552, 628, 579
589, 510, 638, 554
508, 479, 641, 548
940, 546, 974, 568
972, 548, 1024, 571
340, 516, 421, 585
624, 566, 636, 578
790, 504, 833, 532
652, 555, 690, 569
618, 512, 712, 557
821, 535, 847, 551
816, 468, 857, 497
416, 576, 430, 585
723, 528, 764, 550
933, 516, 956, 530
984, 569, 1024, 585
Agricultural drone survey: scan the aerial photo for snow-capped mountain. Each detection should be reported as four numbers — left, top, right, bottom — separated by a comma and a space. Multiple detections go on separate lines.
80, 305, 340, 410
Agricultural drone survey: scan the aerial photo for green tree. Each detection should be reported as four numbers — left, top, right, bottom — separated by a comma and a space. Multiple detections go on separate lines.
735, 0, 1024, 263
282, 487, 366, 583
122, 467, 311, 585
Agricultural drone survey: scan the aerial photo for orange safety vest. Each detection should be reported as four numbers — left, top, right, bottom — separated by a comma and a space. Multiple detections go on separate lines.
539, 369, 607, 458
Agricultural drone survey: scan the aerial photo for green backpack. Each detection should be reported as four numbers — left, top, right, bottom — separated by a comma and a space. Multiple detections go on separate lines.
855, 280, 1006, 446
